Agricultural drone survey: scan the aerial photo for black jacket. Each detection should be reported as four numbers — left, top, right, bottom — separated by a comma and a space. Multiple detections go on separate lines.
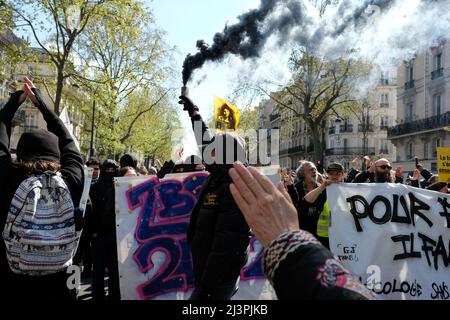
187, 114, 251, 296
0, 90, 84, 284
90, 177, 116, 235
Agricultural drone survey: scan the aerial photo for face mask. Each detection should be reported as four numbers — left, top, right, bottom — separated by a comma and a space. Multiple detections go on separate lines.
100, 171, 116, 182
375, 171, 390, 183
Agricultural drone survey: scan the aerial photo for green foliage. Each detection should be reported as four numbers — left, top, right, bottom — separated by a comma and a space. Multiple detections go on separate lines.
74, 2, 177, 159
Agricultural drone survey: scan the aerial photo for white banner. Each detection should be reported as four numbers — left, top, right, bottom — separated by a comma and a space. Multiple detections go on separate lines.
328, 183, 450, 300
114, 172, 277, 300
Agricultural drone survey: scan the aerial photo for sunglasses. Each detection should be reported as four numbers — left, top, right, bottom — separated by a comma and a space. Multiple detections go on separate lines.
377, 165, 392, 170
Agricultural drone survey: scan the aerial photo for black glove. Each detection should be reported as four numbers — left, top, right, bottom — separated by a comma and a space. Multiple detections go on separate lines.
157, 160, 175, 179
178, 95, 199, 117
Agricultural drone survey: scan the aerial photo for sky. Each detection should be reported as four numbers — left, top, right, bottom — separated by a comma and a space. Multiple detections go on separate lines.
149, 0, 263, 157
150, 0, 260, 114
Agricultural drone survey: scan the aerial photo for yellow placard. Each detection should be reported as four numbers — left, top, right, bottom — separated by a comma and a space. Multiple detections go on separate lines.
437, 147, 450, 183
214, 96, 240, 132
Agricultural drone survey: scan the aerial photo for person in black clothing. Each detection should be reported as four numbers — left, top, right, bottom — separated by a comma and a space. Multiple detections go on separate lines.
294, 161, 320, 234
90, 159, 121, 300
0, 77, 84, 300
353, 158, 395, 183
74, 157, 100, 278
179, 94, 251, 300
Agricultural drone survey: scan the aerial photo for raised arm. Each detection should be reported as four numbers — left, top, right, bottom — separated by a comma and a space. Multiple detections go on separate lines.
178, 95, 214, 154
24, 78, 84, 206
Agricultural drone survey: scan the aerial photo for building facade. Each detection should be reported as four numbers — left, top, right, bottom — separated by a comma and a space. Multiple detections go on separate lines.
388, 40, 450, 173
326, 70, 398, 170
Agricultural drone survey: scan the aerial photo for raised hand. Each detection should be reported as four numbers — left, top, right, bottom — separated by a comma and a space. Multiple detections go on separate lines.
23, 76, 38, 104
229, 162, 299, 247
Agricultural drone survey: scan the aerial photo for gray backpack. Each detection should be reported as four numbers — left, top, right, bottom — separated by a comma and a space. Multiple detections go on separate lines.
2, 171, 79, 276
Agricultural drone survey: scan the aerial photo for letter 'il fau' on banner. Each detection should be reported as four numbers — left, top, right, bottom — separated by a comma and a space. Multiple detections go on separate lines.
114, 170, 278, 300
437, 147, 450, 183
328, 183, 450, 300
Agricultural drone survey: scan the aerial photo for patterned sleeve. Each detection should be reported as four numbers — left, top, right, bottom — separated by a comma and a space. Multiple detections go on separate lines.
264, 230, 376, 300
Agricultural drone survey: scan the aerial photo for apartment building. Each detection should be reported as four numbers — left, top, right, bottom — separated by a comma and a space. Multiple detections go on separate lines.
388, 40, 450, 173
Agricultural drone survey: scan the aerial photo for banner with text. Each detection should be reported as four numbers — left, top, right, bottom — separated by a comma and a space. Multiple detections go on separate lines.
115, 172, 276, 300
328, 183, 450, 300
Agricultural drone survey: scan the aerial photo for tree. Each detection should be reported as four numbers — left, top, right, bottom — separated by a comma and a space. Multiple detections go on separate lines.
260, 47, 370, 163
120, 90, 181, 162
4, 0, 137, 115
75, 2, 175, 158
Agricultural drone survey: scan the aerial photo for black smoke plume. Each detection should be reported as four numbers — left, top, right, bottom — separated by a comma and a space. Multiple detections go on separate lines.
182, 0, 394, 85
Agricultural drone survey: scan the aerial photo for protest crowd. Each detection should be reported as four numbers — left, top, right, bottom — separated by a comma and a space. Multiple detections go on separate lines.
0, 78, 448, 301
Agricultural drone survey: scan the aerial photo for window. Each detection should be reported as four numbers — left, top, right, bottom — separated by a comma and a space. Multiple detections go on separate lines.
380, 116, 389, 129
432, 138, 441, 158
434, 53, 442, 70
25, 113, 37, 127
433, 94, 441, 116
380, 93, 389, 107
432, 53, 443, 79
380, 139, 389, 154
408, 64, 414, 81
406, 103, 414, 122
380, 71, 389, 85
424, 142, 429, 160
406, 142, 414, 160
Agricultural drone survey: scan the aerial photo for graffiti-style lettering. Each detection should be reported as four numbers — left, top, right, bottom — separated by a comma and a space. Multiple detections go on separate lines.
437, 197, 450, 228
240, 237, 265, 280
391, 233, 422, 260
417, 232, 450, 271
430, 282, 449, 300
346, 193, 432, 232
126, 173, 208, 299
134, 236, 193, 299
372, 279, 423, 297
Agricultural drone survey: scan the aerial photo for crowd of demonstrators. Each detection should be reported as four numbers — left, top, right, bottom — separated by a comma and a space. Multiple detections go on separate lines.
179, 94, 251, 300
0, 78, 84, 300
2, 78, 449, 302
228, 162, 375, 300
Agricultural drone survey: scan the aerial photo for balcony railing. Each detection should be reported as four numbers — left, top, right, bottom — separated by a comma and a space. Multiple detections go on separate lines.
388, 111, 450, 138
270, 114, 280, 121
379, 149, 389, 154
380, 103, 389, 108
340, 124, 353, 133
404, 80, 415, 90
431, 68, 444, 80
325, 147, 376, 156
379, 125, 389, 130
358, 124, 374, 132
279, 145, 305, 156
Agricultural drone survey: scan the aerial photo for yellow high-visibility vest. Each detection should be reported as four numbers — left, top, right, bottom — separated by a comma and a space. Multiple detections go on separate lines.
316, 199, 330, 238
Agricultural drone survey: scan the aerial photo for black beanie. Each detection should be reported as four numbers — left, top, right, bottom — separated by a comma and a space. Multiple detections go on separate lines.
119, 153, 137, 169
16, 129, 60, 162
